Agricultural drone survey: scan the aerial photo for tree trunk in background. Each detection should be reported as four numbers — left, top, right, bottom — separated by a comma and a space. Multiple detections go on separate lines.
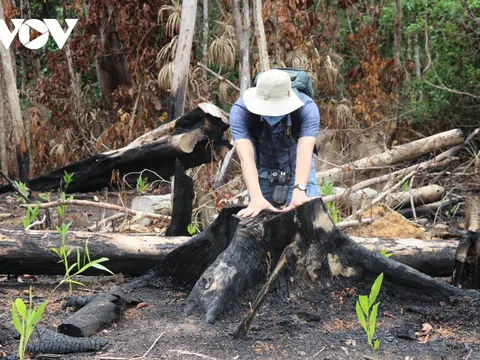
405, 33, 412, 91
0, 67, 7, 175
254, 0, 269, 71
231, 0, 251, 93
0, 1, 29, 182
413, 32, 423, 101
168, 0, 198, 122
96, 4, 131, 109
66, 44, 82, 114
214, 0, 251, 189
202, 0, 209, 81
393, 0, 402, 92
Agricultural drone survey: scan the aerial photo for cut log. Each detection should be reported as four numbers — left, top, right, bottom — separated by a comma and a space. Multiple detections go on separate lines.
26, 327, 108, 354
58, 285, 141, 337
0, 103, 231, 193
166, 160, 194, 236
389, 185, 445, 209
131, 197, 479, 325
131, 194, 172, 226
0, 229, 189, 276
317, 129, 464, 185
351, 236, 457, 277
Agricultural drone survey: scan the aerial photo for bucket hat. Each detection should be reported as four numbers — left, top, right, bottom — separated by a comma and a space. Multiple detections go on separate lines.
243, 69, 304, 116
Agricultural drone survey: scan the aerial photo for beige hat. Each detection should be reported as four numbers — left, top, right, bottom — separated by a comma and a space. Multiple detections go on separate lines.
243, 69, 304, 116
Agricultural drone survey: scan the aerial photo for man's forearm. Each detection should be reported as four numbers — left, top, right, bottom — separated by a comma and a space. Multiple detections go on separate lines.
294, 137, 316, 185
235, 139, 263, 199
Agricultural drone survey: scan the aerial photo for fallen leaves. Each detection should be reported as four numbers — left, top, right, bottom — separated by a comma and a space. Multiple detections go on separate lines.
415, 323, 433, 343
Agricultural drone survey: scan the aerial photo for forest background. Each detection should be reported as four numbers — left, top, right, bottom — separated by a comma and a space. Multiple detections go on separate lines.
0, 0, 478, 184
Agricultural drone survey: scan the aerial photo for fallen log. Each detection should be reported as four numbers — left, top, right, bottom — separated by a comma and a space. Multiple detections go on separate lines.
351, 236, 457, 277
129, 199, 479, 326
26, 327, 108, 354
317, 128, 464, 185
398, 198, 461, 218
389, 185, 445, 209
0, 103, 231, 193
59, 285, 141, 337
0, 228, 457, 277
0, 229, 189, 275
131, 194, 172, 226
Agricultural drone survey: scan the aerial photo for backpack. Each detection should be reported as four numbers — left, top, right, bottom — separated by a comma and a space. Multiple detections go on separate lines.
248, 68, 317, 164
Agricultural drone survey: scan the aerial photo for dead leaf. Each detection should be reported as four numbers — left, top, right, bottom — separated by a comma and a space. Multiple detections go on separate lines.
136, 302, 148, 309
416, 323, 433, 343
383, 311, 397, 319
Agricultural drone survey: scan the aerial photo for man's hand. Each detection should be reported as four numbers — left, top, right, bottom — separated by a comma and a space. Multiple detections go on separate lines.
280, 188, 310, 212
238, 196, 279, 218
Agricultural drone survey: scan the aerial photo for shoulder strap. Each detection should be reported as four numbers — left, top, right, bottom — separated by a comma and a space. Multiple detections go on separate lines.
289, 107, 319, 155
248, 112, 262, 165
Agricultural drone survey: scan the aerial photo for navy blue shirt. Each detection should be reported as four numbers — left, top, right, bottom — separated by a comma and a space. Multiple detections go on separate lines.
230, 92, 320, 180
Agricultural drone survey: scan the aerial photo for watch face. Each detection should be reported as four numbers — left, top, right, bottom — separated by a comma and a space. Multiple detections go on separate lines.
296, 184, 307, 191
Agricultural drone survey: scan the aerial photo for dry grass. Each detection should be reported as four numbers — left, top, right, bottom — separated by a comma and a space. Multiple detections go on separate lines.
209, 35, 236, 70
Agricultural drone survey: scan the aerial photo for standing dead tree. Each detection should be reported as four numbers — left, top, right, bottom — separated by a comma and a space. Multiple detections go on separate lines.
0, 2, 29, 182
168, 0, 198, 121
129, 198, 480, 326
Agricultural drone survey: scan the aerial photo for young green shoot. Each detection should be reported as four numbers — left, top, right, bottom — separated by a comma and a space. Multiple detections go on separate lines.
379, 248, 392, 258
136, 175, 149, 194
356, 273, 384, 357
22, 204, 40, 229
319, 180, 341, 224
13, 181, 29, 203
187, 222, 198, 236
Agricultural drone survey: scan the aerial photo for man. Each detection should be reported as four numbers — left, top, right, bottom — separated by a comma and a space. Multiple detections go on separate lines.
230, 69, 320, 218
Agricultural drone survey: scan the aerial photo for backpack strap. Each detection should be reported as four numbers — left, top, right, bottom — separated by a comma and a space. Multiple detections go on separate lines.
249, 112, 262, 165
290, 107, 319, 155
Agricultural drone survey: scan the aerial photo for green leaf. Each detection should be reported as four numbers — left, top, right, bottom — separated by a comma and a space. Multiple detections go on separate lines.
67, 263, 78, 276
374, 339, 380, 350
64, 279, 85, 287
51, 248, 60, 257
76, 248, 81, 270
90, 263, 114, 275
356, 301, 368, 334
85, 239, 91, 263
369, 303, 380, 340
369, 273, 384, 308
31, 301, 48, 324
359, 295, 369, 314
11, 304, 23, 335
15, 298, 27, 319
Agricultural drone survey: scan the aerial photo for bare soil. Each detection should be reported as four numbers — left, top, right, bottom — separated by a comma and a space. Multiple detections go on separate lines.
1, 193, 479, 360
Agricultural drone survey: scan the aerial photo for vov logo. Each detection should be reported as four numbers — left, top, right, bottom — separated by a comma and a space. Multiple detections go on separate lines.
0, 19, 78, 50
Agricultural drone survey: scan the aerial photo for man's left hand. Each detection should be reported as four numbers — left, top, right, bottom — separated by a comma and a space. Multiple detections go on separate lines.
280, 188, 310, 212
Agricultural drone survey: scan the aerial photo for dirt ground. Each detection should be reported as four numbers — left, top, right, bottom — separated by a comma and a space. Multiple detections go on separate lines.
1, 193, 479, 360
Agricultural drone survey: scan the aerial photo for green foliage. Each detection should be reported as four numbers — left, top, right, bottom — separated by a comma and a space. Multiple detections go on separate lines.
13, 181, 29, 203
356, 273, 384, 356
187, 222, 198, 236
22, 204, 40, 229
401, 181, 409, 192
320, 180, 341, 224
11, 288, 48, 360
136, 175, 150, 194
379, 248, 393, 258
58, 171, 75, 224
39, 192, 52, 202
13, 218, 113, 359
61, 171, 74, 192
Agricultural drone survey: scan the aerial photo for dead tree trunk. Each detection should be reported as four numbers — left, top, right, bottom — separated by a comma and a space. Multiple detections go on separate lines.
165, 160, 194, 236
0, 103, 230, 193
129, 198, 480, 325
96, 4, 131, 109
168, 0, 198, 121
0, 1, 29, 183
253, 0, 269, 71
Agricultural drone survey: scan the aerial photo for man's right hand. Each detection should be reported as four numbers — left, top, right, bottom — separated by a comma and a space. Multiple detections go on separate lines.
237, 196, 279, 218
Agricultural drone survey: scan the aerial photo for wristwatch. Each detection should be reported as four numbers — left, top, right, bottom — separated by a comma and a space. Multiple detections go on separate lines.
293, 184, 307, 192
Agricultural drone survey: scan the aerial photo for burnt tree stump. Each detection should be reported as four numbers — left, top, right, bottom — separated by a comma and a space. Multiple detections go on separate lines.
129, 198, 480, 325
